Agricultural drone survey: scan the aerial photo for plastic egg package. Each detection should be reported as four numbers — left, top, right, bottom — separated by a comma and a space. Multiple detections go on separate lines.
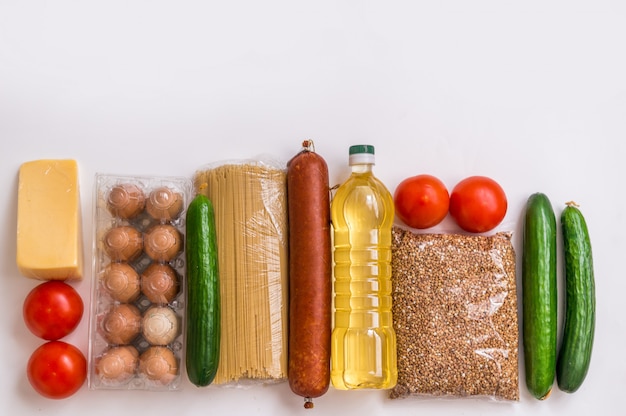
88, 174, 193, 390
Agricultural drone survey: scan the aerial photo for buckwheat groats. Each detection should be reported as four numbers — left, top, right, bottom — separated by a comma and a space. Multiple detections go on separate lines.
389, 227, 519, 401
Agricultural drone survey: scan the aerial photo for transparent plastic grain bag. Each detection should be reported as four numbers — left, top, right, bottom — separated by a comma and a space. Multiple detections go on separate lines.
389, 226, 519, 401
193, 157, 289, 386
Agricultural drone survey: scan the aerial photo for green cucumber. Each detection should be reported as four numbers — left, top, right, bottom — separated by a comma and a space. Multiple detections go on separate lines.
556, 203, 595, 393
522, 193, 557, 400
185, 194, 220, 387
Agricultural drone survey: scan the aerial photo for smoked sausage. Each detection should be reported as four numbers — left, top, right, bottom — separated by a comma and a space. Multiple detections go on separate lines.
286, 140, 332, 409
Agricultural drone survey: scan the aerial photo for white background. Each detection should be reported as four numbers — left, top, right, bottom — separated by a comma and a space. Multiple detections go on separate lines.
1, 1, 624, 415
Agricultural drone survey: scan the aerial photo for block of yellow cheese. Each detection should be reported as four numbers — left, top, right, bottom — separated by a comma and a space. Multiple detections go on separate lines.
17, 159, 84, 280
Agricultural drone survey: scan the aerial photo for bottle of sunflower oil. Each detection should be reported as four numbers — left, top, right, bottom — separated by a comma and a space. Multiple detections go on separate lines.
330, 144, 397, 390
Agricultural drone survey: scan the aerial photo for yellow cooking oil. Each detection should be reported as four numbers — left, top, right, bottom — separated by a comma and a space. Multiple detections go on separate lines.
330, 145, 397, 390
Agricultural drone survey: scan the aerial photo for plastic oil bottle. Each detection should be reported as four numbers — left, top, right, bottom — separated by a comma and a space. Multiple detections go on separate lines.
330, 144, 397, 390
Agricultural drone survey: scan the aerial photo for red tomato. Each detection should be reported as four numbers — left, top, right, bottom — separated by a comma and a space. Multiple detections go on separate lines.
23, 281, 84, 340
27, 341, 87, 399
449, 176, 507, 233
394, 174, 450, 229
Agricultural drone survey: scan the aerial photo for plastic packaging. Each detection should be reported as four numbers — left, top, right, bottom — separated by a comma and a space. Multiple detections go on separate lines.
330, 145, 398, 390
193, 158, 289, 386
389, 227, 519, 401
89, 174, 192, 390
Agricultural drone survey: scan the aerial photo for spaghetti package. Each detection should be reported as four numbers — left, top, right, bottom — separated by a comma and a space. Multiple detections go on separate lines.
193, 159, 289, 386
389, 227, 519, 401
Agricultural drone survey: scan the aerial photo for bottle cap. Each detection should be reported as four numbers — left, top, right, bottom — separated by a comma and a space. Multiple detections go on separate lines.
349, 144, 375, 165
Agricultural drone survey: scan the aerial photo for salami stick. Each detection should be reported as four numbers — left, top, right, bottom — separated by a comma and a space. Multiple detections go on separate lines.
286, 140, 332, 409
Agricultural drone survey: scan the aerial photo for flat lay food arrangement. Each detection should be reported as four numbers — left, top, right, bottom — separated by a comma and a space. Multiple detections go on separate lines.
14, 142, 596, 408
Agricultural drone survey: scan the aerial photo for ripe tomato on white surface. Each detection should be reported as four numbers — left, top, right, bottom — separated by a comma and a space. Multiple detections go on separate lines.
23, 280, 84, 341
393, 174, 450, 229
27, 341, 87, 399
449, 176, 507, 233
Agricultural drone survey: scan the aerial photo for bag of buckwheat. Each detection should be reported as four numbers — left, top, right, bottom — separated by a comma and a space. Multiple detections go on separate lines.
389, 226, 519, 401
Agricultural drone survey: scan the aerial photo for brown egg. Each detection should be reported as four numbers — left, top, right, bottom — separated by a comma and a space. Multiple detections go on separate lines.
143, 224, 182, 262
138, 346, 178, 385
95, 345, 139, 383
102, 225, 143, 262
106, 183, 146, 219
101, 262, 141, 303
101, 303, 142, 345
141, 263, 179, 304
145, 186, 184, 221
141, 306, 179, 345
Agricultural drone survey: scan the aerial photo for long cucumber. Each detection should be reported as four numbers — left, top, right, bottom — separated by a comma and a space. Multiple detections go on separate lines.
522, 193, 557, 400
556, 202, 595, 393
185, 194, 220, 387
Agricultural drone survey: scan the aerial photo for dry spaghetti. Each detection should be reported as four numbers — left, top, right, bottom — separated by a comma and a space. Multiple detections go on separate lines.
194, 161, 289, 385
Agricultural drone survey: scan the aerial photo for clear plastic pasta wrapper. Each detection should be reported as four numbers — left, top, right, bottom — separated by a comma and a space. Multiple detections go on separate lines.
389, 226, 519, 401
89, 174, 193, 391
194, 157, 289, 387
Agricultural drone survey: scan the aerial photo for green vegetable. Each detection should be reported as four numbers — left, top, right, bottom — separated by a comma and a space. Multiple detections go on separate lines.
185, 194, 220, 387
522, 193, 557, 400
557, 202, 595, 393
